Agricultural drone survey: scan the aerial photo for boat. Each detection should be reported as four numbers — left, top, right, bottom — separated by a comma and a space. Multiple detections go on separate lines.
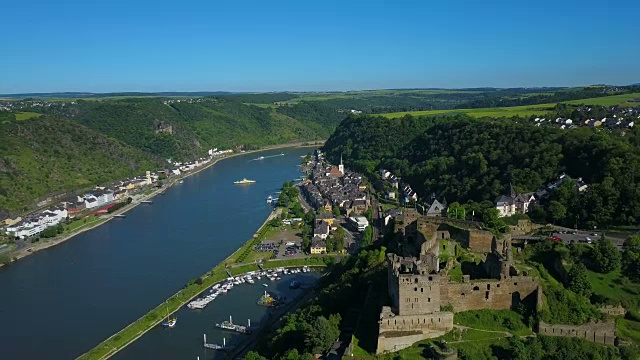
234, 178, 256, 184
179, 180, 184, 184
257, 291, 276, 307
289, 280, 301, 289
267, 195, 273, 203
161, 303, 177, 328
258, 156, 265, 160
215, 315, 252, 334
262, 283, 268, 287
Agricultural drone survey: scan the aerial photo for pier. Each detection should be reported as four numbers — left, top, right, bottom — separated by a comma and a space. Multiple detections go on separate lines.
140, 200, 153, 204
215, 316, 252, 334
203, 334, 226, 350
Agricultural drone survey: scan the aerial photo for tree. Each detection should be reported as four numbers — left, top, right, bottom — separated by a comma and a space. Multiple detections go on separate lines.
591, 235, 621, 273
245, 351, 268, 360
623, 236, 640, 281
332, 206, 341, 217
361, 226, 373, 247
528, 204, 547, 224
482, 208, 507, 234
335, 226, 345, 246
303, 315, 340, 355
447, 202, 466, 219
0, 253, 11, 266
567, 263, 592, 298
547, 201, 566, 224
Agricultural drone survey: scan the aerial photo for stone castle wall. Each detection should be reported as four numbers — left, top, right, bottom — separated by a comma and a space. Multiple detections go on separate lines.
377, 306, 454, 354
396, 274, 444, 315
537, 321, 616, 346
599, 305, 627, 316
394, 268, 540, 314
442, 278, 539, 312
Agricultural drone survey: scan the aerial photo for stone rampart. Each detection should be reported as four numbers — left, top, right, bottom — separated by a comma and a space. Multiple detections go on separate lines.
441, 278, 539, 312
599, 305, 627, 316
377, 307, 454, 354
537, 321, 616, 346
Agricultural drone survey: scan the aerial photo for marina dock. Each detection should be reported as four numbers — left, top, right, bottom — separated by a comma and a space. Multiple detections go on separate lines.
203, 334, 226, 350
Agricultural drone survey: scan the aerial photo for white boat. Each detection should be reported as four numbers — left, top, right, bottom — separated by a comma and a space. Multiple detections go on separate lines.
262, 283, 268, 287
179, 180, 184, 184
162, 302, 177, 328
267, 195, 273, 203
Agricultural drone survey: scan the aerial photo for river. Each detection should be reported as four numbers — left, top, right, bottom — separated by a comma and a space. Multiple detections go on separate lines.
0, 147, 313, 359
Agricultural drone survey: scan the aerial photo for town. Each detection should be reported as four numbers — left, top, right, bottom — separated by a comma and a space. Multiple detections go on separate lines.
0, 147, 235, 257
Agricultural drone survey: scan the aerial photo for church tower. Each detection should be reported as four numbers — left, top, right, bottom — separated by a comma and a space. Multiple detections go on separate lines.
338, 154, 345, 175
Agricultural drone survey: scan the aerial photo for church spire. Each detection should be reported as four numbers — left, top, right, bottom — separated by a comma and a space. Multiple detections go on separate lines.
509, 182, 516, 198
338, 153, 344, 175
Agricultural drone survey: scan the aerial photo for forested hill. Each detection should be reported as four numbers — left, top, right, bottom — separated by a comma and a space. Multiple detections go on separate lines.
0, 97, 344, 214
0, 116, 162, 215
323, 115, 640, 228
66, 98, 337, 160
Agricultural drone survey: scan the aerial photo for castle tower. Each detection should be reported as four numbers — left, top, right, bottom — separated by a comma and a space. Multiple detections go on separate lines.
338, 154, 344, 175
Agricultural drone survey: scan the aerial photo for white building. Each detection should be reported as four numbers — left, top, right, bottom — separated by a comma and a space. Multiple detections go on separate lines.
350, 216, 369, 232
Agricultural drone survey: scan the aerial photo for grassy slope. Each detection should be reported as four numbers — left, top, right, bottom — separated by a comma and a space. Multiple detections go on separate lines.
14, 112, 42, 120
379, 92, 640, 118
0, 116, 161, 213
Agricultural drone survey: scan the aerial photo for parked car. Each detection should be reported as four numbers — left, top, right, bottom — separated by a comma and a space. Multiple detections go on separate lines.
585, 237, 593, 244
551, 236, 561, 243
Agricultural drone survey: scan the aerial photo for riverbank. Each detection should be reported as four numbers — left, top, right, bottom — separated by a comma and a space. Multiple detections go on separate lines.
75, 161, 327, 359
4, 141, 324, 265
76, 205, 327, 359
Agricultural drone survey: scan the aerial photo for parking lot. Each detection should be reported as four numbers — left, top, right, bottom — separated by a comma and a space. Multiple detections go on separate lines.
258, 229, 306, 259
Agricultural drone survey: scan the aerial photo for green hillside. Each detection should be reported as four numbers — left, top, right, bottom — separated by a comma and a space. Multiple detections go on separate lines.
0, 97, 343, 214
323, 114, 640, 229
69, 98, 333, 160
0, 116, 162, 215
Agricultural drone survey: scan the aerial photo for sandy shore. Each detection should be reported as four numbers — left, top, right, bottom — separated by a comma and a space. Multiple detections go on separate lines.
5, 141, 323, 264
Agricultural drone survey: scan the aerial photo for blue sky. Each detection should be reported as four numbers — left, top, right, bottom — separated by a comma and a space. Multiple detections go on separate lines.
1, 0, 638, 93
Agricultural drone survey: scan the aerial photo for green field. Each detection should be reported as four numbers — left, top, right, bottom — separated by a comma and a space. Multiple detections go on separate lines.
380, 92, 640, 119
586, 269, 640, 309
14, 112, 42, 120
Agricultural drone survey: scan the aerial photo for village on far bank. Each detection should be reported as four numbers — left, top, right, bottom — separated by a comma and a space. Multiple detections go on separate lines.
0, 147, 238, 259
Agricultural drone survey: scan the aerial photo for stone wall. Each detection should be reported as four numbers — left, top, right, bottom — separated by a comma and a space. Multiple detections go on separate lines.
441, 277, 540, 312
537, 321, 616, 346
447, 225, 500, 253
396, 273, 443, 315
508, 219, 541, 236
377, 307, 454, 354
599, 305, 627, 316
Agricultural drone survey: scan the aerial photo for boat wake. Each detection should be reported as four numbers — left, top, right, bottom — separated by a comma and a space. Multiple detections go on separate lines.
249, 153, 285, 162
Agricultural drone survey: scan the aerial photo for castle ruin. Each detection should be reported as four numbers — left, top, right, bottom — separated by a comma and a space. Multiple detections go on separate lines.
377, 209, 541, 353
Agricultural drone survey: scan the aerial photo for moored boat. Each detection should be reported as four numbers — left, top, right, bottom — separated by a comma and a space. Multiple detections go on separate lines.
234, 178, 256, 184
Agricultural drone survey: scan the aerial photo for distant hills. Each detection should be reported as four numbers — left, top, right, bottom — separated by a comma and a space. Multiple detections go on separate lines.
1, 85, 639, 215
0, 91, 235, 99
0, 97, 341, 214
